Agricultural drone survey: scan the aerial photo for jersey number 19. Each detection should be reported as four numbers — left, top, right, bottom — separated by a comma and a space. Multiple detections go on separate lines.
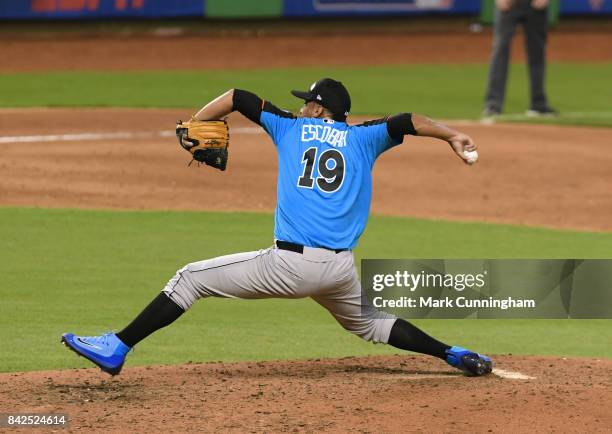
297, 147, 345, 193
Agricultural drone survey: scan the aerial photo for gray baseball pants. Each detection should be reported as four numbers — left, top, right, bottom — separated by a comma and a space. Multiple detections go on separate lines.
162, 245, 397, 343
485, 0, 549, 111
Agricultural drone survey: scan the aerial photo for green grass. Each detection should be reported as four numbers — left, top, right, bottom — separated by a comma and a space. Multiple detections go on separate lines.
1, 63, 611, 126
1, 207, 611, 373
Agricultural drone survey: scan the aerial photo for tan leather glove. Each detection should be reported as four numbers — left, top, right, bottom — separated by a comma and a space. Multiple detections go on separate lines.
176, 118, 230, 171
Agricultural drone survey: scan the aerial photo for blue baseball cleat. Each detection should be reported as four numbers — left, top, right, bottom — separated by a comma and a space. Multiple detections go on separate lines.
446, 346, 493, 376
61, 332, 130, 376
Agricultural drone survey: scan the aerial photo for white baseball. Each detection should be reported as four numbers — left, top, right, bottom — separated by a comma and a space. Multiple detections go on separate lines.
463, 150, 479, 164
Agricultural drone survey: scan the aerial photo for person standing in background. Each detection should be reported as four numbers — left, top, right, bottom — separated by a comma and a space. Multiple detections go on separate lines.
483, 0, 557, 118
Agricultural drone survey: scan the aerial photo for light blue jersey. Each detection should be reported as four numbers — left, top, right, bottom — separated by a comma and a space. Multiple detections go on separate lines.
260, 110, 402, 249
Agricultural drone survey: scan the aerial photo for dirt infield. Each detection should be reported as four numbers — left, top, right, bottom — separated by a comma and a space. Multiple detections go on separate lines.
1, 355, 610, 433
1, 29, 610, 72
1, 108, 611, 231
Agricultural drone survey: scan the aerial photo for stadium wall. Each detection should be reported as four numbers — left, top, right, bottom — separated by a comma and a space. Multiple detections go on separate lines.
0, 0, 610, 20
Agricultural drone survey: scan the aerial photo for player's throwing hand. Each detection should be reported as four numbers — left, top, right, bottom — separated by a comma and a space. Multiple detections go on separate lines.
447, 132, 479, 165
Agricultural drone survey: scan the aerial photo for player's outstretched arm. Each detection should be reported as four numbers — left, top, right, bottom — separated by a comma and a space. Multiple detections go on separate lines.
193, 90, 235, 120
192, 89, 270, 126
412, 114, 478, 164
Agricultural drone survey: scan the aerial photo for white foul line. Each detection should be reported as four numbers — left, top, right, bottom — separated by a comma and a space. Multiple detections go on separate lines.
7, 111, 607, 145
0, 131, 168, 144
0, 127, 263, 144
492, 368, 535, 380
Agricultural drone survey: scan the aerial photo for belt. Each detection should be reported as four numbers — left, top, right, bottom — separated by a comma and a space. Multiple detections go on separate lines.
276, 240, 349, 254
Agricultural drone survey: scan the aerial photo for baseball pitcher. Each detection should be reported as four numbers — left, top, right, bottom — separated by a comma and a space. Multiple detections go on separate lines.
62, 78, 492, 377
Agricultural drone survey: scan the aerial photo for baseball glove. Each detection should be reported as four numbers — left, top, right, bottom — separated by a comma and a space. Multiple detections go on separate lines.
176, 118, 229, 171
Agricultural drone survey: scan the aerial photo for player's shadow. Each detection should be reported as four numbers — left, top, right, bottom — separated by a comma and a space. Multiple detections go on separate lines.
334, 364, 460, 377
204, 362, 461, 379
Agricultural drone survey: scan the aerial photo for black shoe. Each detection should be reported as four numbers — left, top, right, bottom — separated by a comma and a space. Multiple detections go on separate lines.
525, 107, 558, 117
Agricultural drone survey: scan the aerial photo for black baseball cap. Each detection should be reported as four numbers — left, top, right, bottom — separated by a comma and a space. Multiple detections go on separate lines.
291, 78, 351, 122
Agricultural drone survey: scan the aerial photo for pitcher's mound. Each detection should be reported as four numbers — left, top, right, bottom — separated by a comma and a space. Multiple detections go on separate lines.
1, 355, 611, 432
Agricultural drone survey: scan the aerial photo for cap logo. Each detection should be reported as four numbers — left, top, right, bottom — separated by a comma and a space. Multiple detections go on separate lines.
316, 95, 322, 101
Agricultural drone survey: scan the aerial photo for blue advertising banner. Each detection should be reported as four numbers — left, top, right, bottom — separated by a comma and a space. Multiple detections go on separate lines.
1, 0, 610, 20
284, 0, 480, 16
0, 0, 204, 20
561, 0, 612, 14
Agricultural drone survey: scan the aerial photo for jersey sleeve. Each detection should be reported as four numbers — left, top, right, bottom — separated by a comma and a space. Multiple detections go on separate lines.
232, 89, 296, 144
259, 101, 296, 145
355, 113, 416, 161
355, 117, 402, 161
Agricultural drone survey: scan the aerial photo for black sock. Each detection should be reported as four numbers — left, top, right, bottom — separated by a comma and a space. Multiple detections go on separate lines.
387, 319, 450, 360
116, 292, 185, 348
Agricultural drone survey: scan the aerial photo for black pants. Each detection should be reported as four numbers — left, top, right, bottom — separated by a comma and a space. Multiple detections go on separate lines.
485, 0, 550, 112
